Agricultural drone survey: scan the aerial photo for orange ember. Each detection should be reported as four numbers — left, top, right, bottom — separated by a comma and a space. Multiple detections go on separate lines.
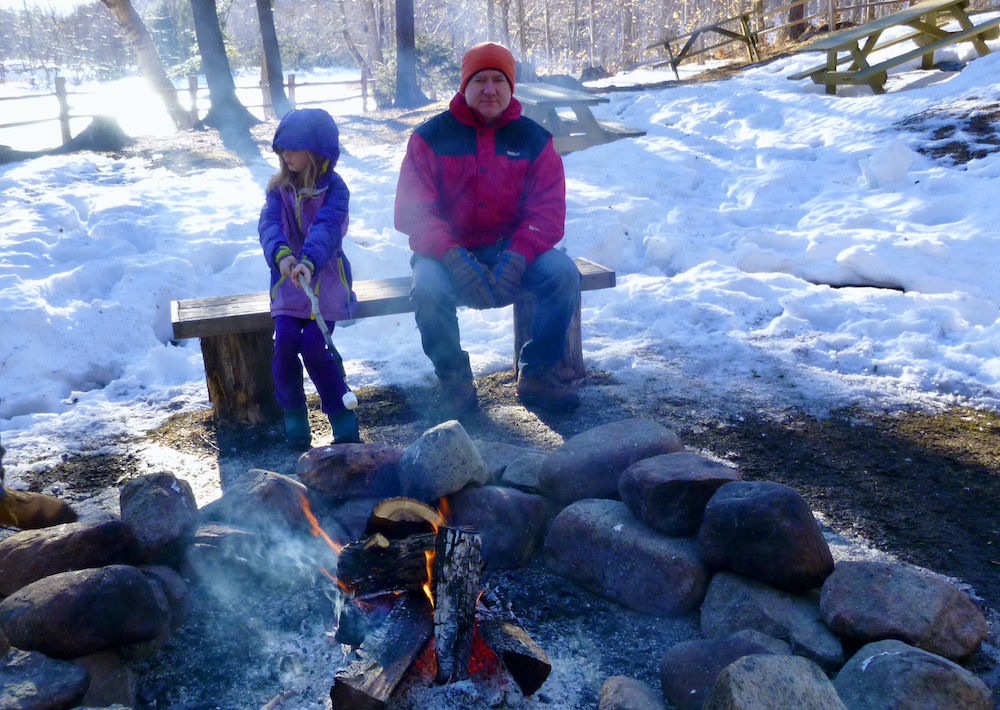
469, 622, 503, 679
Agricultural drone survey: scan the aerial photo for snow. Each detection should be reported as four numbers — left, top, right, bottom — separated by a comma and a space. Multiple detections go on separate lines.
3, 28, 1000, 495
3, 32, 1000, 708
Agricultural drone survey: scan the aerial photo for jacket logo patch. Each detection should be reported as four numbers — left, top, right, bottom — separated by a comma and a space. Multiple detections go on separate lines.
506, 150, 521, 157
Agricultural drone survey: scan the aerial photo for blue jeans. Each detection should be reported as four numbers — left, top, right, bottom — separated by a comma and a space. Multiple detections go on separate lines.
409, 243, 581, 380
272, 315, 350, 414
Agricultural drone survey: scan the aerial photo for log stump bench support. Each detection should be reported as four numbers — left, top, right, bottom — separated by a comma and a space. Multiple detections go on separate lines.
171, 257, 616, 424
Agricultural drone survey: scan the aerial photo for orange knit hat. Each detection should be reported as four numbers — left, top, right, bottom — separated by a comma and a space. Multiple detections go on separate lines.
460, 42, 516, 93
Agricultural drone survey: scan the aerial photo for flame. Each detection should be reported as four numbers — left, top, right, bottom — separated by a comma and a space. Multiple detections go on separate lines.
422, 549, 435, 607
299, 492, 342, 553
436, 496, 451, 525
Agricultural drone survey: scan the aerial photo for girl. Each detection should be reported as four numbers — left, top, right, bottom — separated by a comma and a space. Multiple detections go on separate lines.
259, 108, 360, 448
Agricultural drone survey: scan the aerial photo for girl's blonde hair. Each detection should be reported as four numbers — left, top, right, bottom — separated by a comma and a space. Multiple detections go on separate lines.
267, 149, 326, 192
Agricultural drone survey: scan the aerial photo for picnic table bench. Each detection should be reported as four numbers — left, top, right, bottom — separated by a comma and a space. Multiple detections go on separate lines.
171, 257, 616, 424
516, 83, 645, 154
788, 0, 1000, 95
648, 11, 761, 80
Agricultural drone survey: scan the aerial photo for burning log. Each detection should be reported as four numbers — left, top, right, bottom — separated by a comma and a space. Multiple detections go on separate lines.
364, 497, 445, 538
336, 596, 393, 648
331, 592, 434, 710
336, 532, 435, 598
476, 586, 551, 696
432, 526, 484, 683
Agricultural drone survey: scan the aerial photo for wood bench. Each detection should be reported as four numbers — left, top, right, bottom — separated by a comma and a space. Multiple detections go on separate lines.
171, 257, 616, 424
788, 0, 1000, 95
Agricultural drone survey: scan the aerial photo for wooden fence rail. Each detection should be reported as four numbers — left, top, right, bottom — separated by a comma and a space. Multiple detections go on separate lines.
0, 72, 367, 149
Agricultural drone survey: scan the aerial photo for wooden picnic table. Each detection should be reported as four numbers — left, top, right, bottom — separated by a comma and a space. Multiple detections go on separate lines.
789, 0, 1000, 95
648, 12, 761, 80
516, 82, 645, 154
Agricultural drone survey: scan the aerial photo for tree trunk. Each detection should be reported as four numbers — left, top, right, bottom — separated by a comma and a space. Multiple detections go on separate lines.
394, 0, 427, 107
255, 0, 292, 118
189, 0, 259, 134
99, 0, 191, 129
785, 0, 806, 41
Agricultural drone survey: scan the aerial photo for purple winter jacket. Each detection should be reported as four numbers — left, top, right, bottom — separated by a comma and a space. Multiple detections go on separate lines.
258, 109, 358, 321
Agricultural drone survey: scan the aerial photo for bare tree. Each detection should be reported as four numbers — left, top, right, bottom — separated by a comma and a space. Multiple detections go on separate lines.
394, 0, 427, 107
255, 0, 292, 118
99, 0, 190, 128
188, 0, 259, 138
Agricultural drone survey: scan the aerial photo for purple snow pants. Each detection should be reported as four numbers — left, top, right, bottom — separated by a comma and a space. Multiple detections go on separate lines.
272, 315, 349, 414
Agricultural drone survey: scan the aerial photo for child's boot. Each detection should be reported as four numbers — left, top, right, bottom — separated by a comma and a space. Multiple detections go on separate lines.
329, 409, 361, 444
283, 406, 311, 449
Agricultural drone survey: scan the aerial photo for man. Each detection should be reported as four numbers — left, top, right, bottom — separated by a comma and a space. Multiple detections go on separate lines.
0, 431, 77, 529
395, 41, 582, 416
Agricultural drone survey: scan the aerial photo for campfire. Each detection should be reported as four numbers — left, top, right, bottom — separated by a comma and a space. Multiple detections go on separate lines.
302, 495, 551, 709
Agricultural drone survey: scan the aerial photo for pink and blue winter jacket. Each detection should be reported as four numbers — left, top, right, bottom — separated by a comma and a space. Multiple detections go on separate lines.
258, 108, 357, 321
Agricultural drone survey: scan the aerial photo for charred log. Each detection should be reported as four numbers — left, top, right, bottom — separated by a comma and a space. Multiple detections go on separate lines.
335, 596, 394, 648
476, 586, 551, 696
336, 532, 435, 598
331, 593, 434, 710
432, 526, 484, 683
364, 497, 445, 539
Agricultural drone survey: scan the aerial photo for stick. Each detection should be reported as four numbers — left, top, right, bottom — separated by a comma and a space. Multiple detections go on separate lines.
259, 689, 294, 710
297, 272, 357, 410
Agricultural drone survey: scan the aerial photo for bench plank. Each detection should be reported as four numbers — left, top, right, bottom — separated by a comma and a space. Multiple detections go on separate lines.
172, 257, 615, 340
171, 257, 616, 423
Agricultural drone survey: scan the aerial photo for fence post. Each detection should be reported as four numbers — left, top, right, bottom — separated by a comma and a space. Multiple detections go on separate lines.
187, 75, 199, 126
828, 0, 836, 30
55, 76, 71, 145
361, 66, 369, 113
287, 73, 296, 108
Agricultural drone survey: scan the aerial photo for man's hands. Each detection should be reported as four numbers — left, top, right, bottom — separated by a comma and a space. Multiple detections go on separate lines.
441, 247, 496, 309
491, 250, 527, 306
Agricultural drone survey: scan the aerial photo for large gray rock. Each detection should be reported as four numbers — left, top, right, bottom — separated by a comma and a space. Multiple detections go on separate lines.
820, 561, 988, 660
447, 485, 550, 568
598, 675, 665, 710
140, 565, 190, 632
397, 420, 490, 502
704, 654, 847, 710
660, 631, 788, 710
199, 469, 310, 530
0, 564, 170, 659
332, 496, 382, 540
620, 452, 741, 536
701, 571, 844, 672
295, 443, 403, 497
73, 650, 135, 708
119, 472, 198, 565
473, 440, 541, 484
500, 452, 547, 492
544, 499, 709, 615
833, 639, 992, 710
0, 520, 139, 596
698, 480, 834, 592
539, 418, 684, 504
0, 650, 90, 710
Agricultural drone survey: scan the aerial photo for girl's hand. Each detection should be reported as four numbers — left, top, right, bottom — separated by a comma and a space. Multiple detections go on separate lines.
278, 254, 297, 280
291, 262, 313, 289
